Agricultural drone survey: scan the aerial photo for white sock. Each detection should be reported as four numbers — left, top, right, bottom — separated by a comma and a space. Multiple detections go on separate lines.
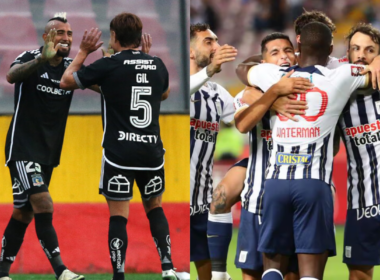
301, 278, 318, 280
212, 271, 227, 278
262, 269, 283, 279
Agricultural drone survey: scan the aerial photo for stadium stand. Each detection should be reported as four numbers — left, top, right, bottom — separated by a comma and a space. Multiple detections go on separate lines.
106, 0, 158, 18
0, 0, 32, 17
43, 0, 95, 18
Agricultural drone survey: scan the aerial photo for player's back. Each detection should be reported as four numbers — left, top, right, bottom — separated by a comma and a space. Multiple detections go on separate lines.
76, 50, 169, 169
248, 63, 368, 183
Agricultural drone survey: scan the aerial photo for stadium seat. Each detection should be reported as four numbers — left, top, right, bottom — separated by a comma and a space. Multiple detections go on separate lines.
139, 15, 168, 47
65, 17, 100, 50
0, 15, 39, 52
0, 0, 31, 17
107, 0, 158, 18
44, 0, 95, 19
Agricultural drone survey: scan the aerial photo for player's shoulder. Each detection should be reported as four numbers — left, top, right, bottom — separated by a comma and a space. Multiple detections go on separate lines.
208, 82, 233, 100
326, 56, 349, 69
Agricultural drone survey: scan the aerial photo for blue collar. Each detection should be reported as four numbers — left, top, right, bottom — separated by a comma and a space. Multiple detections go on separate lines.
281, 65, 324, 76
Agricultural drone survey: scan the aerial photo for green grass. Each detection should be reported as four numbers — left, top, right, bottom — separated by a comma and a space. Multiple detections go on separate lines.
191, 226, 380, 279
9, 274, 162, 279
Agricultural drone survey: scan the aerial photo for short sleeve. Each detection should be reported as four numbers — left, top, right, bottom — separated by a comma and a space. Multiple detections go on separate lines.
155, 56, 169, 93
326, 56, 348, 70
10, 51, 35, 67
247, 63, 283, 92
233, 90, 248, 115
335, 64, 369, 93
73, 57, 109, 89
218, 84, 235, 124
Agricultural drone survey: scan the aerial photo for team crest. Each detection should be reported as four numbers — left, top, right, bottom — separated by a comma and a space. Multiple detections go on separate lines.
351, 66, 363, 77
145, 176, 162, 195
108, 175, 130, 193
31, 174, 44, 187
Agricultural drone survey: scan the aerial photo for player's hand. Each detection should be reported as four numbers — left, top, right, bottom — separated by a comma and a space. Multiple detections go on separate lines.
41, 29, 59, 61
80, 28, 104, 55
141, 33, 152, 54
360, 63, 378, 89
273, 70, 313, 96
101, 43, 115, 57
206, 44, 237, 77
272, 94, 308, 122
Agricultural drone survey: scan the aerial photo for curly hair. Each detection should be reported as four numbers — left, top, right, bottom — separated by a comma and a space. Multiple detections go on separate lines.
294, 10, 336, 35
346, 22, 380, 47
190, 23, 210, 41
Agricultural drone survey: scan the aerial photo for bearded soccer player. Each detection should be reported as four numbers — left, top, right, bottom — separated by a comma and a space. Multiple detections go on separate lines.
0, 13, 84, 280
189, 23, 237, 280
60, 13, 184, 280
336, 23, 380, 280
246, 22, 372, 280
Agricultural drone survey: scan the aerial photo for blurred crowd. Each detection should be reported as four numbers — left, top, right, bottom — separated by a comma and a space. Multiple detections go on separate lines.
191, 0, 380, 92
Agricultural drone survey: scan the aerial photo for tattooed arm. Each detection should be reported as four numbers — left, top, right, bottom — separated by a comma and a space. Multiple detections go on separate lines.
6, 57, 47, 84
7, 29, 59, 84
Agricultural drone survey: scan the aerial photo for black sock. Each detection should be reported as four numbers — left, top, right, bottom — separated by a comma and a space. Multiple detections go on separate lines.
147, 207, 174, 271
34, 213, 66, 277
0, 217, 29, 276
109, 216, 128, 280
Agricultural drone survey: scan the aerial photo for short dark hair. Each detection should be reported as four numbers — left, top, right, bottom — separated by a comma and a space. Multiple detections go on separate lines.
110, 13, 142, 48
346, 22, 380, 48
261, 32, 293, 54
294, 10, 336, 35
300, 22, 332, 56
190, 23, 210, 41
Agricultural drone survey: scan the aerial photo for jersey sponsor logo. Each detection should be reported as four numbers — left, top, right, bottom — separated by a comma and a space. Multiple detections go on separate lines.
108, 175, 130, 193
190, 118, 219, 132
339, 57, 349, 63
276, 127, 321, 138
51, 79, 60, 84
345, 120, 380, 146
190, 204, 209, 216
40, 72, 49, 79
356, 204, 380, 220
276, 152, 312, 165
124, 59, 157, 70
261, 129, 273, 151
31, 174, 44, 187
145, 176, 163, 195
118, 131, 158, 143
195, 129, 216, 143
37, 84, 72, 95
234, 97, 248, 110
351, 65, 364, 77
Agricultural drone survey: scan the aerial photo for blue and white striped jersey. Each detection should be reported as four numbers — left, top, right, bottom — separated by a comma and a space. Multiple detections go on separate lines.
339, 89, 380, 209
190, 81, 234, 215
248, 63, 368, 184
234, 90, 271, 214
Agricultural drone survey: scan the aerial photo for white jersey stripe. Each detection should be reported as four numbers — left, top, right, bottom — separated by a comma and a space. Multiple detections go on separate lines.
6, 83, 24, 166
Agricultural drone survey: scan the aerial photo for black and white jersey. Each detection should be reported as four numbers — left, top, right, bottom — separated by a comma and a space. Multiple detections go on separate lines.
74, 50, 168, 170
248, 64, 368, 185
190, 82, 234, 213
5, 47, 74, 167
234, 90, 271, 214
339, 89, 380, 209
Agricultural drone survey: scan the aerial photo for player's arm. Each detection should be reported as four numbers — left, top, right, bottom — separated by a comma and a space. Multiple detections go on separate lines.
61, 28, 103, 90
7, 29, 59, 84
333, 125, 341, 157
235, 70, 312, 133
162, 87, 170, 101
235, 54, 261, 86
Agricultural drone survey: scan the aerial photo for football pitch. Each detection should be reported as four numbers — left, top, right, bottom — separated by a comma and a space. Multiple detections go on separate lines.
10, 274, 162, 279
190, 226, 380, 279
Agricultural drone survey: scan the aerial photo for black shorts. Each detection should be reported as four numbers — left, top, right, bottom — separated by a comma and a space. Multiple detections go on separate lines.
8, 161, 53, 210
99, 157, 165, 201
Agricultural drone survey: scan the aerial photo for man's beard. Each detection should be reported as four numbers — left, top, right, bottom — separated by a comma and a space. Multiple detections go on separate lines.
195, 52, 211, 68
57, 48, 70, 58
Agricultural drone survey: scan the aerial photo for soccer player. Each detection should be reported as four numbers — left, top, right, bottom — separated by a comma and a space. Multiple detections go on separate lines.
338, 23, 380, 280
60, 13, 182, 280
0, 14, 84, 280
246, 22, 371, 280
233, 32, 311, 280
189, 23, 236, 280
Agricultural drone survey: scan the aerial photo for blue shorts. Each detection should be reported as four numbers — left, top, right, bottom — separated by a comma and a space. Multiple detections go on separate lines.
236, 208, 299, 272
190, 212, 210, 262
343, 205, 380, 265
235, 208, 263, 270
259, 179, 335, 256
230, 158, 249, 169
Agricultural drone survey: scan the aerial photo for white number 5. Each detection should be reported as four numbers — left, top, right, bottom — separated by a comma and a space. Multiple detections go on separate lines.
130, 86, 152, 128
